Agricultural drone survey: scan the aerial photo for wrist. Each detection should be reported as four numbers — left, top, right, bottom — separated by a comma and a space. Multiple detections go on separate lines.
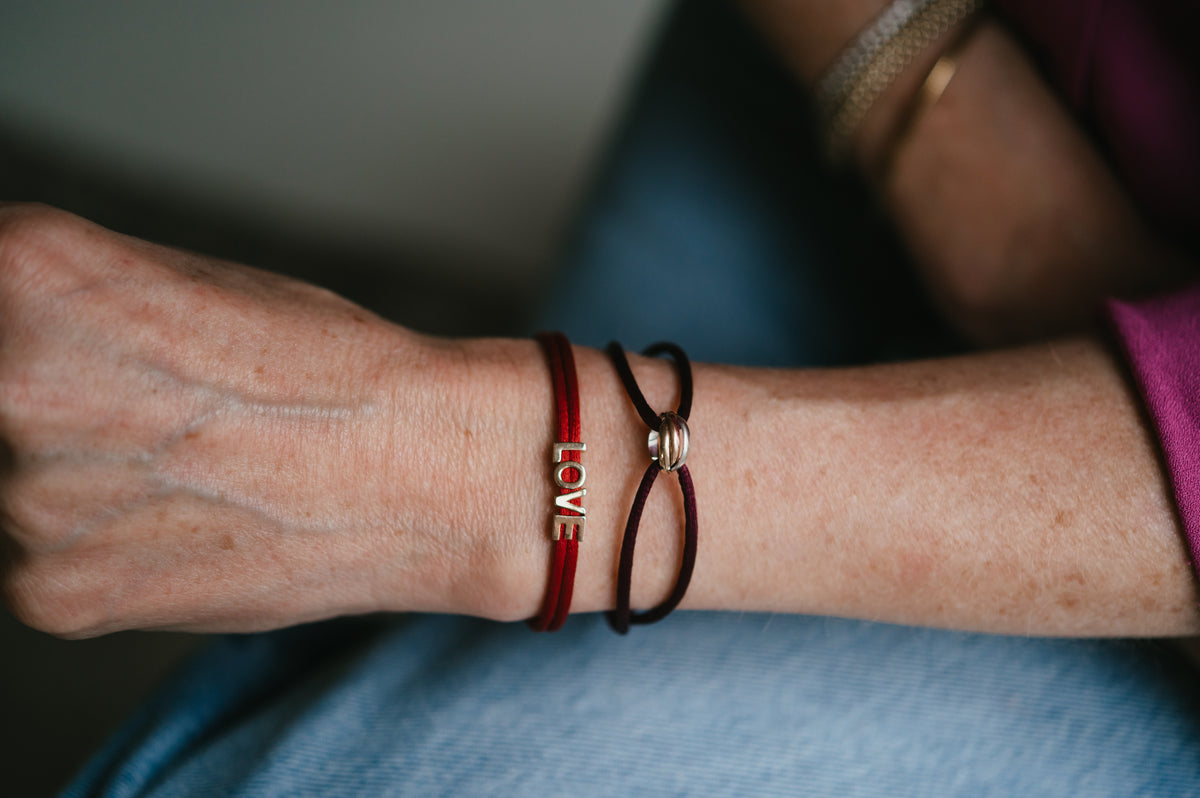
367, 335, 552, 621
374, 335, 690, 624
851, 15, 981, 171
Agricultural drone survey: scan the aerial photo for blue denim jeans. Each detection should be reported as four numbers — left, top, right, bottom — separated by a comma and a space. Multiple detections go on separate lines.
64, 2, 1200, 795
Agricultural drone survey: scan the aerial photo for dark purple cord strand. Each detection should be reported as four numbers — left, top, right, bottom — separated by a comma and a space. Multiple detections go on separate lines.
605, 341, 697, 635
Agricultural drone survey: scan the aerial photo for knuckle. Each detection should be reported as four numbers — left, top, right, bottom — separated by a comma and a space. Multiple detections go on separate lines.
0, 204, 97, 296
0, 499, 38, 553
0, 361, 43, 430
2, 558, 102, 638
0, 484, 62, 555
0, 203, 76, 259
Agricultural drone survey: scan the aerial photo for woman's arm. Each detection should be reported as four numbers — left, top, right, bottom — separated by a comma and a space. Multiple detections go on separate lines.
3, 206, 1195, 638
465, 332, 1198, 637
739, 2, 1190, 343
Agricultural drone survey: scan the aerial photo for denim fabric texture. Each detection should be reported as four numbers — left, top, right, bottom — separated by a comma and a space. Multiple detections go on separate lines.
64, 615, 1200, 797
63, 1, 1200, 795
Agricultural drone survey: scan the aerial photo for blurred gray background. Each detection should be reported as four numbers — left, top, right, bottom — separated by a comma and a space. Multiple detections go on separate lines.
0, 2, 665, 794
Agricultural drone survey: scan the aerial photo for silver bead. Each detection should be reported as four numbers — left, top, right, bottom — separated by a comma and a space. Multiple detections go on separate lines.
647, 411, 689, 472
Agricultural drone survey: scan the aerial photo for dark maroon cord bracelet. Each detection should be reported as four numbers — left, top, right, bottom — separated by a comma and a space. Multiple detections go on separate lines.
605, 341, 697, 635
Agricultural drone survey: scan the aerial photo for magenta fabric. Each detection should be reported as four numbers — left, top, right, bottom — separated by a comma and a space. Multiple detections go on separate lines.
1107, 283, 1200, 575
993, 0, 1200, 250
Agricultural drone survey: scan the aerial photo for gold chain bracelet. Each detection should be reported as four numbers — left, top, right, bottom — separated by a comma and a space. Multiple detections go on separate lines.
822, 0, 984, 161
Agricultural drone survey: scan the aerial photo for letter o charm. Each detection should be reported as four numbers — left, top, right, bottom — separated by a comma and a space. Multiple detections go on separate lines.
554, 460, 586, 490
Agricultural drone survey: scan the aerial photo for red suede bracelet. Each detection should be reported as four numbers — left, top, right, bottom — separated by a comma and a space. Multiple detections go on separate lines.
529, 331, 585, 632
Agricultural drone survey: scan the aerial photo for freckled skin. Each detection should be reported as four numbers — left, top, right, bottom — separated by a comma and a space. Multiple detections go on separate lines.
0, 0, 1196, 641
0, 205, 1195, 640
0, 205, 454, 635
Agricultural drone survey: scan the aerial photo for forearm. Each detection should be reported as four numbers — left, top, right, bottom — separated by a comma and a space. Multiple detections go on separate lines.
738, 2, 1188, 343
5, 208, 1193, 639
425, 335, 1199, 636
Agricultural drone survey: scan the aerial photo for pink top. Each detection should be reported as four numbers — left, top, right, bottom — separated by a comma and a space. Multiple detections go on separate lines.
997, 0, 1200, 581
993, 0, 1200, 248
1108, 284, 1200, 574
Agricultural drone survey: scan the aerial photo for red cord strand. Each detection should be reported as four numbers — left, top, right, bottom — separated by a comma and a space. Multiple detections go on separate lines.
530, 332, 583, 632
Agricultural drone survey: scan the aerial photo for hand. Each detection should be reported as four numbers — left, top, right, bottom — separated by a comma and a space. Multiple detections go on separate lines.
0, 204, 471, 636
